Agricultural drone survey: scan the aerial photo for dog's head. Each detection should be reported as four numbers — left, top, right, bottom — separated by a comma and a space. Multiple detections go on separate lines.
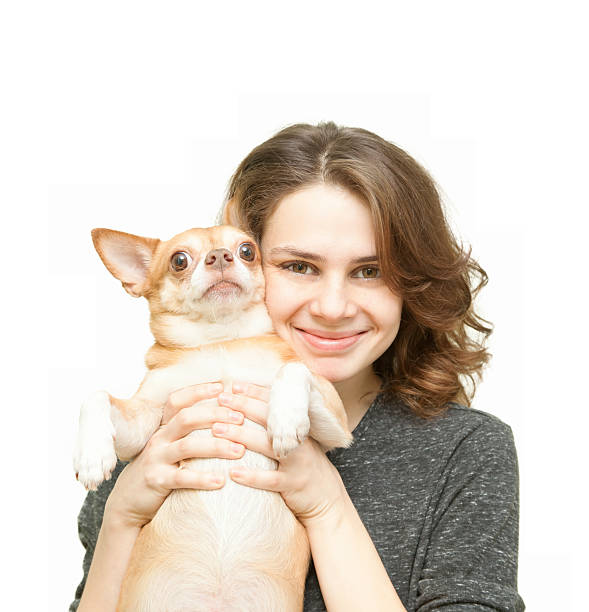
91, 225, 270, 345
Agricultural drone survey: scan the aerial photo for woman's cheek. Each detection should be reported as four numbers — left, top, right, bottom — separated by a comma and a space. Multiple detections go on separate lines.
263, 271, 300, 331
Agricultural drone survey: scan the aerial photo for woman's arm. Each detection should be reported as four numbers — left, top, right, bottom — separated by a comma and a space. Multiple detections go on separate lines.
215, 383, 407, 612
77, 512, 141, 612
303, 489, 405, 611
75, 382, 244, 611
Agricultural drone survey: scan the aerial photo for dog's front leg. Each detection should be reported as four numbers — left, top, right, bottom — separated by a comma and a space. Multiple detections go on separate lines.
74, 390, 163, 490
307, 374, 353, 452
267, 362, 353, 458
267, 363, 313, 458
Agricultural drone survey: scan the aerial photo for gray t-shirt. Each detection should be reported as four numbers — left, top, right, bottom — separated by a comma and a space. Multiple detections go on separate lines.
70, 396, 524, 611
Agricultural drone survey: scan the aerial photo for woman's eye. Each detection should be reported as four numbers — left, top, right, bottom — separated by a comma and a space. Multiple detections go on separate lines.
353, 266, 381, 279
170, 251, 192, 272
238, 242, 256, 262
285, 262, 312, 275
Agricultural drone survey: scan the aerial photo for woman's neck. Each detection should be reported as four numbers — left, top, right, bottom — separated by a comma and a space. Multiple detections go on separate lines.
333, 367, 382, 432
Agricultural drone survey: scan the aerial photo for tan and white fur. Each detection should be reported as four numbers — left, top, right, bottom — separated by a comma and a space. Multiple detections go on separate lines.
73, 225, 353, 612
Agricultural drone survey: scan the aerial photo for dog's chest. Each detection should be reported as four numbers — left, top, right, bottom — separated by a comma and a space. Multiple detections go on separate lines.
141, 343, 286, 402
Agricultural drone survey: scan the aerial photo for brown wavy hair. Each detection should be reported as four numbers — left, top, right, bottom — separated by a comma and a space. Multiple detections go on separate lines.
220, 121, 492, 418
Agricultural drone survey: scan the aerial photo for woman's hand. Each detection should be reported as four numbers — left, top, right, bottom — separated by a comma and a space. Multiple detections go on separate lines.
214, 382, 348, 528
104, 382, 246, 529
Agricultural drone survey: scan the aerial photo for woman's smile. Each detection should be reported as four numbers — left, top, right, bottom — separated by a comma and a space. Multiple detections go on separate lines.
293, 327, 368, 352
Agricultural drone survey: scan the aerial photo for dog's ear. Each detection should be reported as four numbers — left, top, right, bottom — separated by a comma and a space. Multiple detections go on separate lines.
91, 228, 160, 297
219, 197, 243, 228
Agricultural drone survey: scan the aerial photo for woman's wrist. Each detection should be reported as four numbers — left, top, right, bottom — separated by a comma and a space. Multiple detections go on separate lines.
298, 473, 350, 532
103, 496, 145, 532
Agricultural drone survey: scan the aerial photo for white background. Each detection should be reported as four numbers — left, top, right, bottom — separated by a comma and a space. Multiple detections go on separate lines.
2, 1, 587, 610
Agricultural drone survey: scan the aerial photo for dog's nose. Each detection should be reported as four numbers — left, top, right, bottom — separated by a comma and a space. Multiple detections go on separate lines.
205, 248, 234, 271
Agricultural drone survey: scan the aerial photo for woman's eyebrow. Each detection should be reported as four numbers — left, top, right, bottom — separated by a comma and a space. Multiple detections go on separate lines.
267, 246, 378, 264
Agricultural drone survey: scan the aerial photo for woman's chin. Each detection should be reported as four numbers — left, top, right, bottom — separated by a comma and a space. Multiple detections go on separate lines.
297, 355, 358, 384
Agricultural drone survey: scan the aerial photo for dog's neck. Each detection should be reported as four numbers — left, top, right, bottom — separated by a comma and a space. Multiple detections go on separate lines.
149, 301, 274, 349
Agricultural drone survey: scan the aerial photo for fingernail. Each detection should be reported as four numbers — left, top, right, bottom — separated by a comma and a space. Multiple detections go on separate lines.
210, 474, 224, 485
231, 468, 244, 479
218, 392, 231, 404
231, 443, 243, 454
211, 383, 224, 393
229, 411, 243, 423
232, 382, 245, 393
212, 422, 228, 434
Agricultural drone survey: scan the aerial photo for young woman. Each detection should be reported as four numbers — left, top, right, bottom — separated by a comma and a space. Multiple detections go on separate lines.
72, 122, 524, 611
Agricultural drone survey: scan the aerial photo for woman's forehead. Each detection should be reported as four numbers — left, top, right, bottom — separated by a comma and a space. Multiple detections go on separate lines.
262, 184, 377, 250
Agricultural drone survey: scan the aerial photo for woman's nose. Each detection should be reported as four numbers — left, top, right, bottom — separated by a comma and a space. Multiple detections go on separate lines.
308, 279, 357, 321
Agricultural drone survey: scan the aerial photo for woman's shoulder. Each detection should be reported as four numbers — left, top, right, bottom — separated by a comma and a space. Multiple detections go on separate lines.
380, 394, 514, 435
428, 401, 515, 441
371, 395, 518, 467
430, 402, 518, 468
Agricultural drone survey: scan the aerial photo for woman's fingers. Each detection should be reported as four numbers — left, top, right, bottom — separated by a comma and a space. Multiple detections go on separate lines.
219, 386, 270, 427
232, 381, 271, 403
211, 422, 275, 459
154, 382, 274, 494
162, 403, 244, 443
162, 382, 224, 424
176, 469, 226, 490
151, 464, 227, 491
166, 434, 245, 464
229, 467, 282, 492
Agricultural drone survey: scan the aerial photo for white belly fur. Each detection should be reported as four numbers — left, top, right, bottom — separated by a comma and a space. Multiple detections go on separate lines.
118, 343, 306, 611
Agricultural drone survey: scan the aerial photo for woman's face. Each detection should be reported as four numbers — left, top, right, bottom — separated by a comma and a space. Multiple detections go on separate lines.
261, 183, 403, 385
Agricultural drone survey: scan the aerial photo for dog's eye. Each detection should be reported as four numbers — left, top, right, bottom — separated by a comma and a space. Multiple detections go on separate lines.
170, 251, 192, 272
238, 242, 256, 262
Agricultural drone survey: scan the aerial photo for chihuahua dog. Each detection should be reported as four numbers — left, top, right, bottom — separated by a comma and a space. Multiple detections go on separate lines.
74, 225, 352, 612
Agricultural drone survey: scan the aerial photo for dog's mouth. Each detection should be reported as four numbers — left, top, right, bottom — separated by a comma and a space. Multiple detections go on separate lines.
203, 280, 242, 300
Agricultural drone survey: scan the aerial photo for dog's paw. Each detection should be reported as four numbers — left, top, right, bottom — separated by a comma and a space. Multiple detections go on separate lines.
74, 441, 117, 491
73, 391, 117, 490
267, 409, 310, 459
268, 362, 313, 458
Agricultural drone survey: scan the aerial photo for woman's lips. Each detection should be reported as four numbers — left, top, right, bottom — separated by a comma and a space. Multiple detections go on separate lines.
294, 327, 367, 352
